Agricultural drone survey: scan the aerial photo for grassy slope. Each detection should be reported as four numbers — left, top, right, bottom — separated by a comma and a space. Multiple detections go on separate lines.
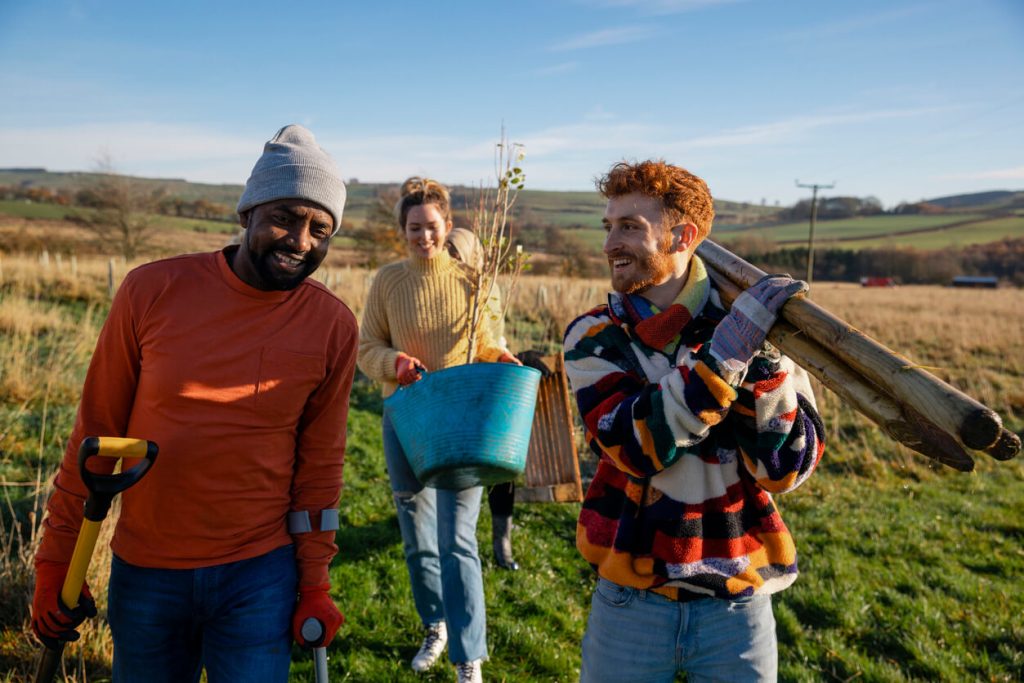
565, 214, 1019, 254
1, 263, 1023, 682
717, 214, 987, 243
0, 199, 237, 235
308, 380, 1024, 682
309, 381, 592, 681
777, 457, 1024, 682
831, 216, 1024, 250
4, 182, 1022, 254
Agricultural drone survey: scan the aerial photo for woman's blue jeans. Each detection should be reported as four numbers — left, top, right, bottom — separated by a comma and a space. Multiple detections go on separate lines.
382, 413, 487, 664
579, 577, 778, 683
107, 544, 297, 682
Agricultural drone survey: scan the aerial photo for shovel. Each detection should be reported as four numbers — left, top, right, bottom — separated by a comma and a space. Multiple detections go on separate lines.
300, 617, 329, 683
34, 436, 159, 683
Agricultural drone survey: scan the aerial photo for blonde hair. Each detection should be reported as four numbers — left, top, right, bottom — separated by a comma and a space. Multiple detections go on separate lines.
395, 176, 452, 229
447, 227, 484, 270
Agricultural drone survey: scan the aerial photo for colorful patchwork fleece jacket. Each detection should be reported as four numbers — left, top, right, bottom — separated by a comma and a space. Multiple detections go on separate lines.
564, 256, 825, 600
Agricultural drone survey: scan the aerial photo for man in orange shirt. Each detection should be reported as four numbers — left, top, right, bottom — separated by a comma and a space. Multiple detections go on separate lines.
31, 124, 358, 681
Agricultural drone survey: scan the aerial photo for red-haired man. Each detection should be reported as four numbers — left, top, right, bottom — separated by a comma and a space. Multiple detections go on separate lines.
563, 160, 826, 682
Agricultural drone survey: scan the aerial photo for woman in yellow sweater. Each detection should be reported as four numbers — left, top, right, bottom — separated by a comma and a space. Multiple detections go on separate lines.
357, 178, 516, 683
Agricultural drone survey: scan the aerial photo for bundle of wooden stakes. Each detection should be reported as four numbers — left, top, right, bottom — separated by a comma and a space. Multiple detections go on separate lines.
696, 240, 1021, 471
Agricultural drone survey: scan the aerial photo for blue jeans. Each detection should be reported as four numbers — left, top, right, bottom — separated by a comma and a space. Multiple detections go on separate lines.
107, 544, 297, 683
580, 577, 778, 683
383, 414, 487, 664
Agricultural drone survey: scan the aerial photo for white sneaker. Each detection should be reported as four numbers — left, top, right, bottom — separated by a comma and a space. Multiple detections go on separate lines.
455, 659, 482, 683
411, 621, 448, 672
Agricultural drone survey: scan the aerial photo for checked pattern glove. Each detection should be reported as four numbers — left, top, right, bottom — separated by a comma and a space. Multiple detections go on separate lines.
709, 274, 808, 376
32, 560, 98, 649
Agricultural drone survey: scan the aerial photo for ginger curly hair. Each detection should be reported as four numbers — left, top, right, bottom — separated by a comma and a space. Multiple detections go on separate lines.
597, 160, 715, 243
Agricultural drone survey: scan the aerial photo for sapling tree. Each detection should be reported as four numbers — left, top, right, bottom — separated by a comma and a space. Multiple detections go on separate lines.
464, 129, 529, 364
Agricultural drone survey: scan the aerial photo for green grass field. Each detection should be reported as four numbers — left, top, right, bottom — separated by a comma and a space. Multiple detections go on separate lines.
4, 185, 1021, 258
0, 263, 1022, 682
0, 199, 74, 221
312, 385, 1024, 682
0, 199, 238, 235
551, 214, 1009, 255
719, 214, 987, 244
830, 215, 1024, 250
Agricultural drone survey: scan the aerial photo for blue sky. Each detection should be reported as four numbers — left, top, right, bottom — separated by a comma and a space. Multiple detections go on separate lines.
1, 0, 1022, 207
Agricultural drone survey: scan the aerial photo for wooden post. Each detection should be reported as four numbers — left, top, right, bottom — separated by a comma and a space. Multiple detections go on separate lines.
707, 266, 975, 471
108, 258, 115, 299
697, 240, 1007, 453
796, 181, 835, 288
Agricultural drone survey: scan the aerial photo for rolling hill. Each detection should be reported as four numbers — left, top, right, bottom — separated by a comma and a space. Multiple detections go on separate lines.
2, 168, 1021, 254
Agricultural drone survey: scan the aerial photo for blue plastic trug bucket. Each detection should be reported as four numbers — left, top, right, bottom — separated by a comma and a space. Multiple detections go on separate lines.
383, 363, 542, 489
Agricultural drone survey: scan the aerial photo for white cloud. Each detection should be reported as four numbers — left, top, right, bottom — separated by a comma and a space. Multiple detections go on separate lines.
0, 122, 256, 181
781, 3, 931, 41
549, 26, 655, 51
533, 61, 579, 76
588, 0, 743, 15
0, 103, 986, 203
683, 106, 955, 149
936, 166, 1024, 181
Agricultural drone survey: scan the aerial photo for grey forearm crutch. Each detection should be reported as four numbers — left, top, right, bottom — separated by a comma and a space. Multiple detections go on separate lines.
301, 617, 328, 683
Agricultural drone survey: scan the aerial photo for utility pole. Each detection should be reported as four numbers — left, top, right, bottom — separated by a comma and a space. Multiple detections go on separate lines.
795, 180, 835, 286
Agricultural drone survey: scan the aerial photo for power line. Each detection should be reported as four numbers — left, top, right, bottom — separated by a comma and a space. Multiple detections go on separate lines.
795, 180, 836, 287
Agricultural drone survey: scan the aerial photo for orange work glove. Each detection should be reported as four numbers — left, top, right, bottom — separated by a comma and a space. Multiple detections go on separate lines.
395, 353, 425, 385
496, 350, 522, 365
32, 560, 98, 649
292, 583, 344, 647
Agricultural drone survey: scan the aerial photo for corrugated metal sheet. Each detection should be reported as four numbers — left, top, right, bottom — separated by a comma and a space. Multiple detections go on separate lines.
519, 354, 583, 503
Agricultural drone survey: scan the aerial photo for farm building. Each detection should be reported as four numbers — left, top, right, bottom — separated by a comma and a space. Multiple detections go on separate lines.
951, 275, 998, 288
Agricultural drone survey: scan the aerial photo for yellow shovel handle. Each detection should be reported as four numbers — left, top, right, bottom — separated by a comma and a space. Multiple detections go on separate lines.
94, 437, 150, 458
60, 437, 156, 608
61, 519, 102, 609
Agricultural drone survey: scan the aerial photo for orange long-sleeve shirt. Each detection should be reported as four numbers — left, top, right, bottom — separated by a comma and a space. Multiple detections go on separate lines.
36, 248, 358, 586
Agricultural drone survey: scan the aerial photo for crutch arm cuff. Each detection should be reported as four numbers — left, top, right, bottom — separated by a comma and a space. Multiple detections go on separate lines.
288, 509, 340, 534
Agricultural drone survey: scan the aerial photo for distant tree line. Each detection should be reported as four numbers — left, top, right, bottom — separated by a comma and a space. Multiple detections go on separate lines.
0, 184, 234, 223
730, 238, 1024, 286
778, 195, 885, 222
0, 184, 77, 205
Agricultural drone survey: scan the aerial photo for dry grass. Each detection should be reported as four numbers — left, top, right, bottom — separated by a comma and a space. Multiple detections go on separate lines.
812, 283, 1024, 414
0, 251, 1020, 680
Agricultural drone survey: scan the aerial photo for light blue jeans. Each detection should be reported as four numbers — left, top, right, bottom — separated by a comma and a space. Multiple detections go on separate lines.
107, 544, 297, 683
580, 577, 778, 683
382, 414, 487, 664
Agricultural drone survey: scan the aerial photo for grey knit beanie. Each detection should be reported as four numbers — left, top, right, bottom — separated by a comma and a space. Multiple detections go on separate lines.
237, 124, 346, 234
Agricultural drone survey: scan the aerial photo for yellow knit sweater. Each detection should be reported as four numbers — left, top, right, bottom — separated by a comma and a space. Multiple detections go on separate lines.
357, 251, 504, 397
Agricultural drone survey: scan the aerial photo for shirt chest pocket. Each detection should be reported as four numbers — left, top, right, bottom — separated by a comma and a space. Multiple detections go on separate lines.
255, 347, 325, 426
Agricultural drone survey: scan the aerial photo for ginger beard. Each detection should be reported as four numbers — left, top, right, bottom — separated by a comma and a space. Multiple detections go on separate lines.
609, 230, 675, 295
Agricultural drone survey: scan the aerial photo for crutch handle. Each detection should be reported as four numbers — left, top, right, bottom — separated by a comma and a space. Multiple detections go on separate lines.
301, 617, 329, 683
